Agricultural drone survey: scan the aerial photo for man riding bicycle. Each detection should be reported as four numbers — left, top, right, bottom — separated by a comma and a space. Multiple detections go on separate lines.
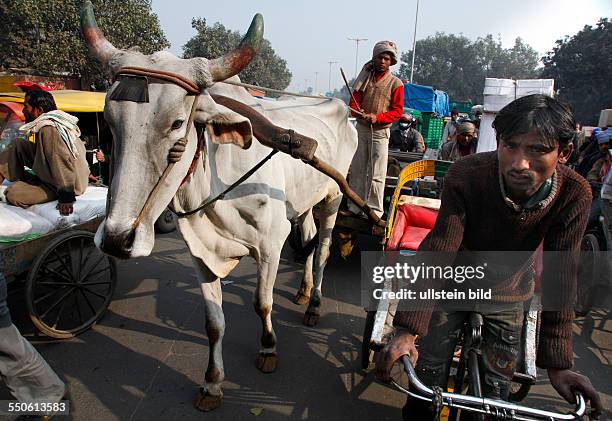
376, 94, 602, 420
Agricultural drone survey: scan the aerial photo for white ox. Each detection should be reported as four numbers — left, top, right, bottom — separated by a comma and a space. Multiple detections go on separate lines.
81, 2, 357, 411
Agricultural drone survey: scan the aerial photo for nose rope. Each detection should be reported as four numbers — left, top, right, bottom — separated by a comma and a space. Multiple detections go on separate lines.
131, 94, 199, 231
115, 66, 203, 231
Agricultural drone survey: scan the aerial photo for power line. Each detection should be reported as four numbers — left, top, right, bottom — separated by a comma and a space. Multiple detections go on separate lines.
347, 37, 368, 79
328, 60, 338, 92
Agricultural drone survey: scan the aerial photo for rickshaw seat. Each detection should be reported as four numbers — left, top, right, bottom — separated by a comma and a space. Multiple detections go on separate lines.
387, 203, 439, 251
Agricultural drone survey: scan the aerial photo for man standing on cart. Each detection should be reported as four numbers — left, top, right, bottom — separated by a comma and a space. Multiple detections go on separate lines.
344, 40, 404, 218
376, 94, 602, 419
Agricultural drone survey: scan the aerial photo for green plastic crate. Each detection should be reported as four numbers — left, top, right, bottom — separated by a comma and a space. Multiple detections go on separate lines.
420, 113, 444, 148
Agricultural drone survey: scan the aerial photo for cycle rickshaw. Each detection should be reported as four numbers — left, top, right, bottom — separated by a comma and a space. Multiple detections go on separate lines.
359, 159, 587, 421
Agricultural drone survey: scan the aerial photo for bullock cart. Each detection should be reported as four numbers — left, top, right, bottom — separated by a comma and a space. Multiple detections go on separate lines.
1, 216, 116, 339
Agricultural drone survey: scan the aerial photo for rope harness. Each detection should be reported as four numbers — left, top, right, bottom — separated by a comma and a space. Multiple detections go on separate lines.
171, 150, 278, 218
111, 67, 202, 231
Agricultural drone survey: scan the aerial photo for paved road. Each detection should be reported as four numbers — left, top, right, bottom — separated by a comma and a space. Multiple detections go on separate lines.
2, 232, 610, 420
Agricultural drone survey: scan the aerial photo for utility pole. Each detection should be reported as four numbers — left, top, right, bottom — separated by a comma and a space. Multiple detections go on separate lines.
314, 72, 319, 94
304, 78, 309, 93
347, 37, 368, 79
328, 60, 338, 92
409, 0, 420, 84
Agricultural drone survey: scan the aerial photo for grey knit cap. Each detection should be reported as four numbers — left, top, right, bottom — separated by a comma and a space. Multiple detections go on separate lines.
372, 41, 398, 65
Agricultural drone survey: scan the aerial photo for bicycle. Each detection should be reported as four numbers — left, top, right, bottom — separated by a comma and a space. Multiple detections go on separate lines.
389, 312, 587, 421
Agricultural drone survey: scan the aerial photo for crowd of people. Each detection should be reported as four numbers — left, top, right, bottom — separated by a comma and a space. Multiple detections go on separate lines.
386, 87, 611, 190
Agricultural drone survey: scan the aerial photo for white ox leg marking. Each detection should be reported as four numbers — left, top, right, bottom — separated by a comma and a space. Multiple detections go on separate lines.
192, 258, 225, 412
303, 193, 342, 327
294, 210, 316, 305
254, 254, 281, 373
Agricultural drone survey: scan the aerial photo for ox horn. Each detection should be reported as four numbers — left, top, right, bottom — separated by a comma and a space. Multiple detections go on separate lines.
208, 14, 264, 83
80, 0, 118, 64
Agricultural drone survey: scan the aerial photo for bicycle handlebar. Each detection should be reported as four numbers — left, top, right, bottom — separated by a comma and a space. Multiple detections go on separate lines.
393, 356, 587, 421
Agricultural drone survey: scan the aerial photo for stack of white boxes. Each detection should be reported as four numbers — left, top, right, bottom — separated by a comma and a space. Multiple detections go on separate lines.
477, 78, 555, 153
599, 109, 612, 127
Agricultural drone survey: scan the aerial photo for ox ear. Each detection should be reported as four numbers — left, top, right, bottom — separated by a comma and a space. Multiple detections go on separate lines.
195, 98, 253, 149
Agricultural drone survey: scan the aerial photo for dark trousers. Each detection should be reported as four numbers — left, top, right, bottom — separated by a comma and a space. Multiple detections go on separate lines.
402, 303, 524, 420
588, 197, 602, 228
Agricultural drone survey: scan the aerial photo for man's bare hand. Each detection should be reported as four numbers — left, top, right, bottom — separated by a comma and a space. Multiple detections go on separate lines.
58, 202, 74, 216
375, 332, 418, 383
364, 113, 378, 124
95, 150, 106, 162
548, 368, 602, 419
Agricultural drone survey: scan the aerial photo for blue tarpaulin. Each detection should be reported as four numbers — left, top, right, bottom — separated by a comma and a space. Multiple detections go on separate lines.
403, 83, 449, 116
404, 83, 434, 113
434, 90, 450, 117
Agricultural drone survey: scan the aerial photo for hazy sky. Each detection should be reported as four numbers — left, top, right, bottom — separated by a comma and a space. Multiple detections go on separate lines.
150, 0, 610, 93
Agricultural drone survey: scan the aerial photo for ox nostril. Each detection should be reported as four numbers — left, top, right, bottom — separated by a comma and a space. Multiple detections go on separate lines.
122, 229, 136, 250
102, 227, 136, 259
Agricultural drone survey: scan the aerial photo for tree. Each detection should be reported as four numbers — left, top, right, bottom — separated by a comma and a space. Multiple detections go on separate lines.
183, 18, 292, 92
0, 0, 169, 89
397, 33, 540, 103
541, 18, 611, 125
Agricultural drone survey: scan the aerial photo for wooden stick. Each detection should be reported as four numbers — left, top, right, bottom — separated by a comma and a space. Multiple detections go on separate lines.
340, 67, 361, 112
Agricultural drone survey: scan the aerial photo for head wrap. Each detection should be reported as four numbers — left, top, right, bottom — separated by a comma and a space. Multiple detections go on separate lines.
353, 40, 398, 93
372, 41, 398, 65
456, 122, 476, 136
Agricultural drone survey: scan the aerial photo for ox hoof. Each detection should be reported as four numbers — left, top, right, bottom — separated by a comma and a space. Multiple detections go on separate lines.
303, 311, 320, 327
293, 291, 311, 305
194, 388, 223, 412
256, 352, 278, 373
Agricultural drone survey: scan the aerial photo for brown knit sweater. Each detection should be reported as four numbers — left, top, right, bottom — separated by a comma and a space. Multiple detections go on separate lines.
394, 151, 592, 369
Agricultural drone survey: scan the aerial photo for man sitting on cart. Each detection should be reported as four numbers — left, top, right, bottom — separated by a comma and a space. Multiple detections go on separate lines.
376, 94, 602, 419
0, 90, 89, 215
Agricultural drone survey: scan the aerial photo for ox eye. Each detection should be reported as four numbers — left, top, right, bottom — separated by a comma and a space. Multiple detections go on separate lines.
171, 119, 184, 130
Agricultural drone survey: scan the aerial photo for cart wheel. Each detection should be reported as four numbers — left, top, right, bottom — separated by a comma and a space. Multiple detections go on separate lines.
25, 230, 117, 339
361, 311, 376, 369
576, 233, 600, 317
